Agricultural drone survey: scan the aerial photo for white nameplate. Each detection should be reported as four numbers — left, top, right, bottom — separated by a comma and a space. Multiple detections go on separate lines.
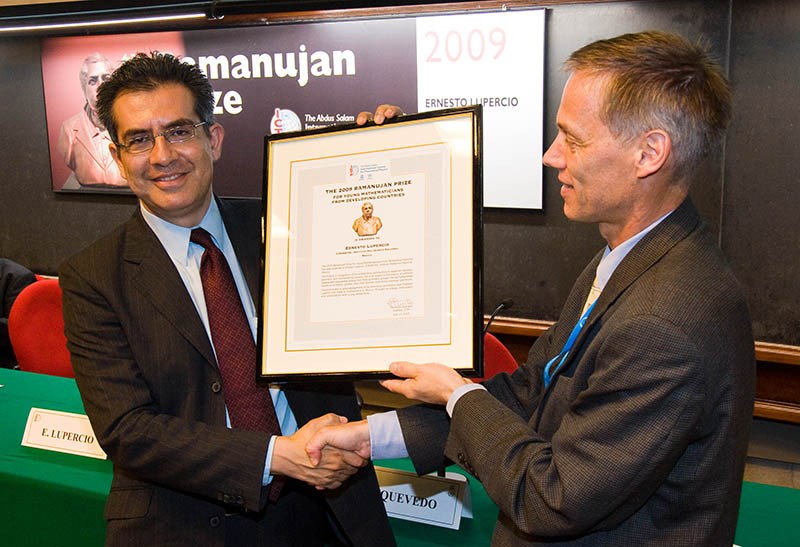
375, 466, 470, 529
21, 407, 107, 460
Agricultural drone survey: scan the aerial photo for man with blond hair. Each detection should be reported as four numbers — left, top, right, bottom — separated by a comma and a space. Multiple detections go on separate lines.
310, 31, 755, 546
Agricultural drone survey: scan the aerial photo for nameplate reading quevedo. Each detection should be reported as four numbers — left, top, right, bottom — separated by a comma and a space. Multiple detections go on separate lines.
21, 407, 107, 460
374, 467, 472, 529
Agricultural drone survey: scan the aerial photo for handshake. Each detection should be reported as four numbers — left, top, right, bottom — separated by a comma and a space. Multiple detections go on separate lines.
273, 360, 472, 490
269, 412, 371, 491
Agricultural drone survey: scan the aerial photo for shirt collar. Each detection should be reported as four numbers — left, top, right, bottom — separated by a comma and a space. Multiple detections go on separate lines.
140, 198, 223, 267
594, 209, 674, 291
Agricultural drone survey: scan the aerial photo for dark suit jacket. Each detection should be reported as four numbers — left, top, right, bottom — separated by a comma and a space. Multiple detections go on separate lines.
60, 198, 394, 546
398, 199, 755, 546
0, 258, 36, 367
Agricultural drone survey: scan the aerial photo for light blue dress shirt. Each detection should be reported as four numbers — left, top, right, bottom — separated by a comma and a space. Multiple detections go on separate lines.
140, 199, 298, 484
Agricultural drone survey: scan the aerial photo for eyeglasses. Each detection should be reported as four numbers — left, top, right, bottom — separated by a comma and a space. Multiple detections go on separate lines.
117, 122, 207, 154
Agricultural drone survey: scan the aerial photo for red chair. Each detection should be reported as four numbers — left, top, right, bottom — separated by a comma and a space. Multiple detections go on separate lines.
7, 278, 73, 378
475, 332, 518, 382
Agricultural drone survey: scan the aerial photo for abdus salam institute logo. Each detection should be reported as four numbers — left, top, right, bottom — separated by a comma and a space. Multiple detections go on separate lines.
269, 108, 302, 134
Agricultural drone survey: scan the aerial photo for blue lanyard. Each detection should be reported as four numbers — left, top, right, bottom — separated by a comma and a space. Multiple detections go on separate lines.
543, 299, 597, 389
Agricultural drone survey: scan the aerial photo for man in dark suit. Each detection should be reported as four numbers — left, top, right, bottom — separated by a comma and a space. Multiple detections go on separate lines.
0, 258, 37, 368
60, 52, 394, 546
308, 31, 756, 546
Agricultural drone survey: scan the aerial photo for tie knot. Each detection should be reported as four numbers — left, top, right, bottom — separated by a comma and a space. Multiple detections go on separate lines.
190, 228, 214, 250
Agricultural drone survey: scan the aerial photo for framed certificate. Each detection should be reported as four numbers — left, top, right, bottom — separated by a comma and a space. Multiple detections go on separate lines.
258, 106, 483, 381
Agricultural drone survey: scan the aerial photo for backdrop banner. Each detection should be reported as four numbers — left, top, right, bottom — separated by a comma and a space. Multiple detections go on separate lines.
41, 9, 544, 208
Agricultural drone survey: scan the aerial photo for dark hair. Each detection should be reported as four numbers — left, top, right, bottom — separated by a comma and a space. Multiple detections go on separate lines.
565, 31, 732, 183
96, 51, 214, 144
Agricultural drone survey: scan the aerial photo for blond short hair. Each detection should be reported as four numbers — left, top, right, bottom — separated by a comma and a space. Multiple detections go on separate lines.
565, 31, 731, 183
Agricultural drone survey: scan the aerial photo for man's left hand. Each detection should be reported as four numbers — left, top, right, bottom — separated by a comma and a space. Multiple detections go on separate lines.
380, 361, 472, 405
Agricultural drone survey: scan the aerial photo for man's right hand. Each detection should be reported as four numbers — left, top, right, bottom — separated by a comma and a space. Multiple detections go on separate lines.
271, 413, 367, 490
305, 419, 371, 471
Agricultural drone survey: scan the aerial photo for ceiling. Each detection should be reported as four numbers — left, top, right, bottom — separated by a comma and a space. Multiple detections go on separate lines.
0, 1, 422, 33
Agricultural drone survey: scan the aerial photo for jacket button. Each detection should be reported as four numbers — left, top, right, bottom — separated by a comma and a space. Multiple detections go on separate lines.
211, 381, 222, 393
209, 515, 221, 528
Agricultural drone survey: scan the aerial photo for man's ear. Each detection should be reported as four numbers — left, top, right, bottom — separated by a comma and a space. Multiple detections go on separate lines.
109, 143, 128, 181
208, 122, 225, 161
635, 129, 671, 179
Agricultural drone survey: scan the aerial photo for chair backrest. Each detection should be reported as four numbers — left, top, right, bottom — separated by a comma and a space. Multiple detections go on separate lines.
7, 278, 73, 378
477, 332, 518, 382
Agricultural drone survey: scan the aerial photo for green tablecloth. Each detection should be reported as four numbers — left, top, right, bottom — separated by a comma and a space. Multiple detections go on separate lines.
735, 481, 800, 547
0, 368, 111, 546
377, 458, 498, 546
1, 368, 797, 546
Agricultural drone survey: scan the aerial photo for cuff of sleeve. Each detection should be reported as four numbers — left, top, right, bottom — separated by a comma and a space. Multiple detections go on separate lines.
446, 383, 487, 417
367, 411, 409, 460
263, 435, 278, 486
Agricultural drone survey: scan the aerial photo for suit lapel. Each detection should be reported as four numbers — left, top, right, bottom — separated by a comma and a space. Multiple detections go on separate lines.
548, 199, 701, 386
587, 198, 700, 327
123, 210, 217, 367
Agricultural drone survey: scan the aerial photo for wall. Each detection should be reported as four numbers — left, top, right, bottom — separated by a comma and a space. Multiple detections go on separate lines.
0, 38, 137, 274
725, 0, 800, 346
0, 0, 798, 348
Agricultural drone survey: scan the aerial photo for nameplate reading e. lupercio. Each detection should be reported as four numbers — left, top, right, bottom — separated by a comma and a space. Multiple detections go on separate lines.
22, 407, 107, 460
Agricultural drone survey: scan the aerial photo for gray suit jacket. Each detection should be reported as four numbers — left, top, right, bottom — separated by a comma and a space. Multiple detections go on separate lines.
60, 198, 394, 546
398, 199, 755, 546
